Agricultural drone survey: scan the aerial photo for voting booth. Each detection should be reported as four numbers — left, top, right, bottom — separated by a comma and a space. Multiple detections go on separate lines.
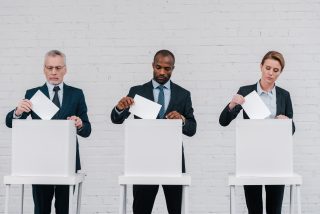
235, 119, 293, 177
124, 119, 182, 176
4, 120, 84, 214
118, 119, 191, 214
228, 119, 302, 214
12, 120, 76, 176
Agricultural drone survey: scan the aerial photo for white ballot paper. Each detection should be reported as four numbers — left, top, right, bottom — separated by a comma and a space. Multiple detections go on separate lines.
241, 91, 271, 119
29, 90, 59, 120
129, 94, 162, 119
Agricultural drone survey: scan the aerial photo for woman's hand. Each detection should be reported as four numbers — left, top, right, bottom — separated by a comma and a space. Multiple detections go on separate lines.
228, 94, 245, 110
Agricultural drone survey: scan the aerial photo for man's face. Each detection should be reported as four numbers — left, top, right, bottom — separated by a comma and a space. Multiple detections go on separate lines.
44, 55, 67, 85
152, 55, 174, 84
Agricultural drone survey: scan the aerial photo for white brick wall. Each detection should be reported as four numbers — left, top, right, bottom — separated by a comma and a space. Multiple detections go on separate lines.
1, 0, 319, 213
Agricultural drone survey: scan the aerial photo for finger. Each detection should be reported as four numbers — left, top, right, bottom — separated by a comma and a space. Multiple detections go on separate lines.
124, 99, 133, 108
167, 112, 178, 119
119, 99, 127, 108
117, 103, 124, 110
19, 107, 27, 113
166, 112, 174, 118
173, 113, 181, 119
167, 114, 174, 119
23, 102, 32, 109
20, 105, 31, 112
121, 101, 128, 109
239, 98, 245, 105
68, 116, 77, 121
124, 99, 131, 108
24, 100, 32, 106
124, 99, 130, 108
128, 98, 134, 105
75, 118, 82, 125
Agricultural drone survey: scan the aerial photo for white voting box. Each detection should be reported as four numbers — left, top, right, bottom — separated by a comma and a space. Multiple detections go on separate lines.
11, 120, 76, 176
124, 119, 182, 176
236, 119, 293, 177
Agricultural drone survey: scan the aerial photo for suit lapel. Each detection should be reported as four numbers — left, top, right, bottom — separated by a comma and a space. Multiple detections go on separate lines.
39, 84, 50, 99
275, 86, 282, 115
145, 81, 155, 101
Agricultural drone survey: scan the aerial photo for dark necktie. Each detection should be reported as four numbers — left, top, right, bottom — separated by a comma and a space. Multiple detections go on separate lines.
157, 85, 165, 118
52, 86, 61, 108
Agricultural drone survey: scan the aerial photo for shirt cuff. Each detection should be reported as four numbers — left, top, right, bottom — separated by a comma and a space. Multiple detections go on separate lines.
114, 106, 124, 115
181, 115, 186, 126
13, 109, 22, 119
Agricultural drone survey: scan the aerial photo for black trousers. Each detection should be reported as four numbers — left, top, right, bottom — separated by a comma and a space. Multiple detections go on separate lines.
32, 185, 69, 214
132, 185, 182, 214
244, 185, 285, 214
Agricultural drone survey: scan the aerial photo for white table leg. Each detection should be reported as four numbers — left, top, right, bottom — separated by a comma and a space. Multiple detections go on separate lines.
69, 185, 74, 214
119, 185, 127, 214
182, 185, 189, 214
230, 185, 235, 214
20, 184, 24, 214
76, 182, 83, 214
4, 184, 10, 214
297, 185, 301, 214
289, 185, 294, 214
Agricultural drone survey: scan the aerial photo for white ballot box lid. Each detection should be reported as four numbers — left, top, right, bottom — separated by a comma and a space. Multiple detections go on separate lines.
236, 119, 293, 177
124, 119, 182, 177
12, 120, 76, 177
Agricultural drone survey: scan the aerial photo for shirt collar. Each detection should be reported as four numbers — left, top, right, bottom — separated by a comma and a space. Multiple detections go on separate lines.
257, 81, 275, 95
152, 79, 171, 90
46, 82, 64, 92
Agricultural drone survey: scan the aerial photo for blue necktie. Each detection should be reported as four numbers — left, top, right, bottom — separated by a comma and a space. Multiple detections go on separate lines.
52, 86, 61, 108
157, 85, 165, 118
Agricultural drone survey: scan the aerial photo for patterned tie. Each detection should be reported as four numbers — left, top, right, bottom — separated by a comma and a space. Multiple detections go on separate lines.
52, 86, 61, 108
157, 85, 165, 118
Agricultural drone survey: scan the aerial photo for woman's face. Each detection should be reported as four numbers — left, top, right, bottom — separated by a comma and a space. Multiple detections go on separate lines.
260, 58, 282, 85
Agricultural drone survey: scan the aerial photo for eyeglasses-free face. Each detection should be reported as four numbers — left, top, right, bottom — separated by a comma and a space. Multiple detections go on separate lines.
260, 58, 282, 86
152, 55, 175, 85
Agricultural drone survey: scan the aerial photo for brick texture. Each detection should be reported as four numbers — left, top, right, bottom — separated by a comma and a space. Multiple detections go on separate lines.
0, 0, 319, 213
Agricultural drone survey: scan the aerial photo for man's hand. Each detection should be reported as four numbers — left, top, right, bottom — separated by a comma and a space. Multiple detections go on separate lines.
228, 94, 245, 110
166, 111, 186, 124
276, 115, 289, 119
116, 97, 134, 111
166, 111, 183, 120
67, 116, 83, 129
15, 99, 32, 116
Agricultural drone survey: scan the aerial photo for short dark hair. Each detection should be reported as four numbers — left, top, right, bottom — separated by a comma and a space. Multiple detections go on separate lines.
153, 49, 175, 65
261, 51, 285, 71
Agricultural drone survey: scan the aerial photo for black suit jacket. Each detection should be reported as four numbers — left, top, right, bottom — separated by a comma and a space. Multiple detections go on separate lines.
6, 83, 91, 170
219, 83, 295, 134
111, 80, 197, 172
